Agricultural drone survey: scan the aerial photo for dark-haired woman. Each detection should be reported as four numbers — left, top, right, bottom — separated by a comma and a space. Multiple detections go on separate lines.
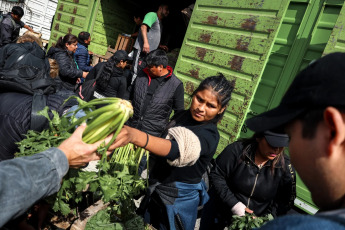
111, 74, 234, 230
200, 131, 296, 229
47, 34, 88, 91
84, 50, 129, 99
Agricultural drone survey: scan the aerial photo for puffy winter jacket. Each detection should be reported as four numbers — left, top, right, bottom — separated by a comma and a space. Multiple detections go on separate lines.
47, 46, 83, 91
210, 141, 296, 217
127, 66, 184, 137
85, 62, 128, 99
74, 43, 92, 72
0, 91, 77, 161
0, 41, 49, 75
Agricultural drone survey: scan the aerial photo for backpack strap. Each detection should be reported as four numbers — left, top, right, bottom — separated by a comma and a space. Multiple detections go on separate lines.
30, 93, 48, 131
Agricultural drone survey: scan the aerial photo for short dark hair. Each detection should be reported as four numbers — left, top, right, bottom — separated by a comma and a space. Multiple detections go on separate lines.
78, 31, 90, 42
192, 73, 234, 123
12, 6, 24, 17
296, 107, 345, 139
146, 49, 168, 68
134, 11, 145, 20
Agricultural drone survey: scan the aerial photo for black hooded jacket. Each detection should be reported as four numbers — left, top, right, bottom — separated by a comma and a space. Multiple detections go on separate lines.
0, 41, 49, 75
47, 46, 83, 91
0, 90, 76, 161
210, 141, 296, 218
85, 62, 128, 99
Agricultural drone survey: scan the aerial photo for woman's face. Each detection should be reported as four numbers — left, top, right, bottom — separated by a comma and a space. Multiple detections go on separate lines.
189, 88, 225, 122
256, 137, 284, 161
66, 41, 78, 53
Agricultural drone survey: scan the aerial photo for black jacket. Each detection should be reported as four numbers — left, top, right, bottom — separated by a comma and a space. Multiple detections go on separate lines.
210, 141, 296, 217
0, 91, 76, 161
85, 62, 128, 99
47, 47, 83, 91
0, 13, 24, 47
0, 41, 49, 75
127, 66, 184, 137
75, 43, 92, 72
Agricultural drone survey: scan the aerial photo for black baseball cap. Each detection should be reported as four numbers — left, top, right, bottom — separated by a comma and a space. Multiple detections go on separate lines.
246, 52, 345, 133
264, 131, 289, 147
113, 50, 131, 61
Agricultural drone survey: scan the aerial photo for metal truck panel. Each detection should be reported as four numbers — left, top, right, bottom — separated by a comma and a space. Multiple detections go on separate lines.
323, 1, 345, 54
49, 0, 136, 56
241, 0, 343, 214
174, 0, 290, 152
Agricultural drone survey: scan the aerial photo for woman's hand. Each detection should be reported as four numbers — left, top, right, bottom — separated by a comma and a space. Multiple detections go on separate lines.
82, 72, 88, 78
108, 125, 135, 150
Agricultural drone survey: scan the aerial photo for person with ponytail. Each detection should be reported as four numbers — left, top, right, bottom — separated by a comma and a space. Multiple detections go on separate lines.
110, 73, 234, 230
47, 34, 88, 91
200, 131, 296, 229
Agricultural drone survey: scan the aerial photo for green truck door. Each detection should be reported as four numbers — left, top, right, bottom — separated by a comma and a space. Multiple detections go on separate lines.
174, 0, 290, 153
241, 0, 344, 214
49, 0, 136, 55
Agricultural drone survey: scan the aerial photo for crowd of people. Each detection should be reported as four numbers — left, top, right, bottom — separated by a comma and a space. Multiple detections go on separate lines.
1, 3, 345, 230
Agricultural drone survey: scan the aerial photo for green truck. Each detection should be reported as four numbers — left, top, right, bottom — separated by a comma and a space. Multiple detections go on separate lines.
49, 0, 345, 215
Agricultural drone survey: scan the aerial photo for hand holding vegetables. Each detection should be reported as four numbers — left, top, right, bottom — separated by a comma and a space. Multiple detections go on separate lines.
58, 123, 115, 168
111, 125, 172, 157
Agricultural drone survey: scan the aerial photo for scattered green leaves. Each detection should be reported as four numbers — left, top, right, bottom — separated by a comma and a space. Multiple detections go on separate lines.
229, 213, 274, 230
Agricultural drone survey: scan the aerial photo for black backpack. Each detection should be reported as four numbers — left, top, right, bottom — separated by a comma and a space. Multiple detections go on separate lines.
0, 59, 58, 131
77, 64, 104, 101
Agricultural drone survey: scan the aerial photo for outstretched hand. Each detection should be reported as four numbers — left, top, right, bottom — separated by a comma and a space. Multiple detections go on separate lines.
107, 125, 135, 151
58, 124, 115, 168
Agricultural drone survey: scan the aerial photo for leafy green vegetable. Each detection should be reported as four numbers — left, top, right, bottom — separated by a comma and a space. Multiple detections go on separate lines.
15, 97, 149, 228
229, 213, 274, 230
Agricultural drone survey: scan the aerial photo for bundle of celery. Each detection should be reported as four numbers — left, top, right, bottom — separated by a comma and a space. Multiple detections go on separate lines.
15, 97, 148, 225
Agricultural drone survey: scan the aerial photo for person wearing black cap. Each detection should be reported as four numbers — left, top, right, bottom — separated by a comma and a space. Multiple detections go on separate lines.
200, 131, 296, 229
84, 50, 130, 99
246, 53, 345, 229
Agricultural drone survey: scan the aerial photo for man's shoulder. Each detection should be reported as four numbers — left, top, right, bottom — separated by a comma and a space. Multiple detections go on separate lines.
144, 12, 158, 19
169, 72, 183, 84
260, 214, 345, 229
1, 16, 14, 26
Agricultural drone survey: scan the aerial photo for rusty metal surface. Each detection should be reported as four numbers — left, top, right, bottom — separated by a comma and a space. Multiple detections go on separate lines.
49, 0, 95, 48
174, 0, 290, 153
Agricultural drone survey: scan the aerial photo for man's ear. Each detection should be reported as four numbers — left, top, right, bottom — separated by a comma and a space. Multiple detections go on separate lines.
324, 107, 345, 155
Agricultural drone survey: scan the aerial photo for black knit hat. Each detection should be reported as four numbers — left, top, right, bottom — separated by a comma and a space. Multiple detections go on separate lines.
247, 52, 345, 133
113, 50, 130, 61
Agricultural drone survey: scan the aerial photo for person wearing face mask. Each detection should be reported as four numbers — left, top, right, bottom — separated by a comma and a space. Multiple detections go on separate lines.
200, 131, 296, 230
47, 33, 88, 91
